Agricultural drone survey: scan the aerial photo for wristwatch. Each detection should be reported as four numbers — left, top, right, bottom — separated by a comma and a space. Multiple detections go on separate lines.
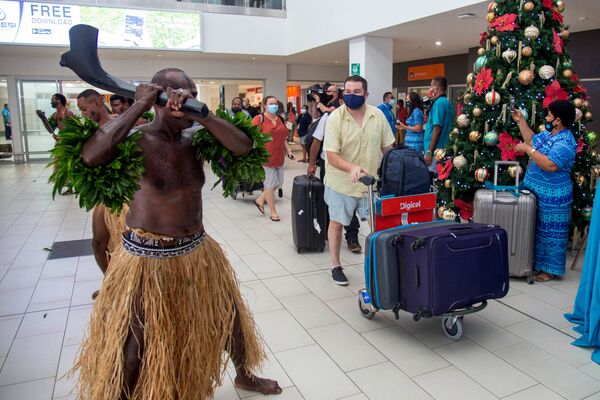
529, 147, 537, 155
426, 150, 432, 155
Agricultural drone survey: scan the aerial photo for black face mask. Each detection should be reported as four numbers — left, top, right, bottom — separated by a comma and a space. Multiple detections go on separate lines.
232, 107, 241, 112
545, 118, 555, 131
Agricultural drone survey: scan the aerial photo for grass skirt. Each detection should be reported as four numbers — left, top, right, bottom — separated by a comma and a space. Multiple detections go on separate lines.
73, 232, 265, 400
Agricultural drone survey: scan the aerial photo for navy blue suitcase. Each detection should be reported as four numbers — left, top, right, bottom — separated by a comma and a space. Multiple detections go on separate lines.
362, 222, 509, 324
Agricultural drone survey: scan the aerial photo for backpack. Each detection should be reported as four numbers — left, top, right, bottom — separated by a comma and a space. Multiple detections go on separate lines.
304, 114, 326, 166
378, 144, 431, 197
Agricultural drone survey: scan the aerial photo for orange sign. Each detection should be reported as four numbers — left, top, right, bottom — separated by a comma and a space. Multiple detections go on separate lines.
408, 63, 445, 81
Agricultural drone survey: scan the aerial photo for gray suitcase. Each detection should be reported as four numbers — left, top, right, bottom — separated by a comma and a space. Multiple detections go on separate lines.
473, 161, 536, 279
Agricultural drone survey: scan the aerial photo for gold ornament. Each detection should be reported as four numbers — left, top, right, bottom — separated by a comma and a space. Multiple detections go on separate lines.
562, 69, 573, 79
502, 48, 517, 63
591, 166, 600, 179
518, 70, 534, 85
472, 107, 483, 117
477, 47, 486, 56
524, 26, 540, 40
573, 98, 583, 108
557, 0, 565, 12
437, 206, 448, 219
487, 12, 496, 23
576, 175, 587, 186
463, 93, 472, 104
592, 151, 598, 160
453, 155, 468, 169
442, 209, 457, 221
469, 130, 482, 142
538, 65, 555, 80
583, 101, 590, 109
450, 128, 460, 141
575, 108, 583, 122
490, 35, 499, 45
538, 124, 546, 132
521, 46, 533, 57
523, 1, 535, 11
508, 165, 524, 179
586, 111, 593, 121
485, 90, 501, 106
434, 148, 447, 162
466, 73, 474, 85
560, 29, 570, 39
444, 179, 453, 189
457, 114, 470, 128
488, 1, 497, 12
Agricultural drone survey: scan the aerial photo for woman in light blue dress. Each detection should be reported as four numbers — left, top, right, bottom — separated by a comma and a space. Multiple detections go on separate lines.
398, 92, 424, 153
513, 100, 577, 281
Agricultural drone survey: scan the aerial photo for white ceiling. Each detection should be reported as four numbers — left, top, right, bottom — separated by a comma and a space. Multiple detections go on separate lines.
0, 0, 598, 66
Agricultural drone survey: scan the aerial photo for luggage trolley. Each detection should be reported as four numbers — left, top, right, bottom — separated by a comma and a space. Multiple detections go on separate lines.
357, 175, 491, 340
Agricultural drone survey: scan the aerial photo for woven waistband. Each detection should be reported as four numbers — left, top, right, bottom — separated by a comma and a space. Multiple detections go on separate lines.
122, 230, 207, 259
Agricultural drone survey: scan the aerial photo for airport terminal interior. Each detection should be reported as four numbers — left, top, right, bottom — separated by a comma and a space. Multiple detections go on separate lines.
1, 0, 600, 399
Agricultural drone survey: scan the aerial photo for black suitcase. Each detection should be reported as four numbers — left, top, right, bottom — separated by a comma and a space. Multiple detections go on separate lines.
291, 175, 326, 253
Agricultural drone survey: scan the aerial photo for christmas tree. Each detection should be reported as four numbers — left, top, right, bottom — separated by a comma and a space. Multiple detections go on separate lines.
435, 0, 596, 234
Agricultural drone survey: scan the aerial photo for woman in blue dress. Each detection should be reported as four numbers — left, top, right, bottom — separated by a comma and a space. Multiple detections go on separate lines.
565, 182, 600, 364
397, 92, 424, 153
513, 100, 577, 282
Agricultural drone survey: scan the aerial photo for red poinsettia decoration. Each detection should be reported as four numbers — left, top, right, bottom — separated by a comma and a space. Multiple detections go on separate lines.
553, 30, 564, 54
489, 14, 519, 32
497, 132, 524, 161
474, 67, 494, 95
543, 80, 569, 108
454, 199, 474, 221
436, 159, 453, 180
576, 137, 586, 155
572, 74, 588, 99
542, 0, 564, 23
479, 31, 488, 47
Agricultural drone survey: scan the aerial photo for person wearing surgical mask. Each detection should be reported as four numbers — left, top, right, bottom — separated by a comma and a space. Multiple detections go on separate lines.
252, 96, 295, 222
377, 91, 397, 136
423, 76, 453, 169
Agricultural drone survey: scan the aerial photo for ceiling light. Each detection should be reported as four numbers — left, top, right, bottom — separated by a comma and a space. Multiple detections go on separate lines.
435, 41, 442, 46
157, 54, 162, 57
251, 57, 256, 60
579, 16, 588, 21
457, 12, 476, 19
210, 81, 215, 84
334, 60, 339, 64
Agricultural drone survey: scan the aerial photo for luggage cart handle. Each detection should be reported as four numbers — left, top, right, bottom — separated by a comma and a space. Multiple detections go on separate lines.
360, 175, 377, 232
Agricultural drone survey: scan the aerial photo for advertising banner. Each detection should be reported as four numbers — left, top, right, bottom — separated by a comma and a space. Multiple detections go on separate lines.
0, 1, 201, 50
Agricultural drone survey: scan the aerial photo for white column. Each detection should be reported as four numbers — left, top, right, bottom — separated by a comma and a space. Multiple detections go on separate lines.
6, 76, 25, 163
263, 63, 287, 107
348, 36, 393, 107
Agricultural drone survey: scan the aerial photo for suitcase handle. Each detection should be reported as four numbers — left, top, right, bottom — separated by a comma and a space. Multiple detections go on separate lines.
360, 175, 377, 232
493, 161, 522, 203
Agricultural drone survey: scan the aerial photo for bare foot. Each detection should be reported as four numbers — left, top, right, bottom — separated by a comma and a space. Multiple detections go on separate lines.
234, 374, 282, 395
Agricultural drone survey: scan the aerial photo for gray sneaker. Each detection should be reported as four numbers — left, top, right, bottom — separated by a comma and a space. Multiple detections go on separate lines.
331, 266, 349, 286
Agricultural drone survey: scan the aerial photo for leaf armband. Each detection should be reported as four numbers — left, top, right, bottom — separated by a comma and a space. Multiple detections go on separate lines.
48, 116, 144, 213
193, 108, 271, 198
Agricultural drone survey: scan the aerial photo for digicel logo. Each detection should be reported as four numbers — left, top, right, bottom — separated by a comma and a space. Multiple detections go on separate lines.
399, 200, 422, 212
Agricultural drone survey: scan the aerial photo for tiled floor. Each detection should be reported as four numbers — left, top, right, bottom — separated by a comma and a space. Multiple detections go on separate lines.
0, 159, 599, 400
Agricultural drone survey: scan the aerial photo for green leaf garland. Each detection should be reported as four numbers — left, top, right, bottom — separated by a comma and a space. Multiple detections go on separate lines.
193, 108, 271, 198
48, 116, 144, 213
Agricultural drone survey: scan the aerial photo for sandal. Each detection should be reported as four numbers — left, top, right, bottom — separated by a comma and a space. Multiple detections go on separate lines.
254, 200, 264, 215
270, 215, 281, 222
535, 272, 555, 282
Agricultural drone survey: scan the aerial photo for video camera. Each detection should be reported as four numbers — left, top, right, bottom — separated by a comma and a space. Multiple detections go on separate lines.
422, 96, 433, 112
306, 82, 332, 104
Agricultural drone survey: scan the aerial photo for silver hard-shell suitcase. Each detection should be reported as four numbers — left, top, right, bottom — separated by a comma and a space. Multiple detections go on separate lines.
473, 161, 536, 280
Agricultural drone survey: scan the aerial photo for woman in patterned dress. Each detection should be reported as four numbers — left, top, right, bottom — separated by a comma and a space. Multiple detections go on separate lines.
397, 92, 424, 153
512, 100, 577, 281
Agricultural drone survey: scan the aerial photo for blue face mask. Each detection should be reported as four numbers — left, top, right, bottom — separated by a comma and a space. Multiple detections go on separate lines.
343, 94, 366, 110
388, 99, 396, 107
267, 104, 279, 114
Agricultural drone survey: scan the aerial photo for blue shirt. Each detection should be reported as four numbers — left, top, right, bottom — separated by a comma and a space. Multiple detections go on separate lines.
405, 108, 424, 133
1, 107, 9, 125
424, 96, 453, 152
377, 103, 396, 135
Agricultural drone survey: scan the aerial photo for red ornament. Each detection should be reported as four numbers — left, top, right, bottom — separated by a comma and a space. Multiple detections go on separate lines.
572, 74, 588, 99
474, 67, 494, 95
543, 80, 569, 109
497, 132, 525, 161
576, 137, 586, 155
436, 159, 454, 180
489, 14, 519, 32
454, 199, 474, 221
552, 30, 564, 54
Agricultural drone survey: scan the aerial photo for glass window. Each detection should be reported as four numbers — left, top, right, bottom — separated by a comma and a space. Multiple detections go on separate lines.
18, 80, 59, 160
0, 79, 10, 144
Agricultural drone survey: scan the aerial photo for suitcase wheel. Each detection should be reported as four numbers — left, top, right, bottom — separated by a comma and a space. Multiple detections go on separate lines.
278, 188, 283, 198
232, 191, 238, 200
442, 316, 463, 340
527, 275, 535, 285
358, 289, 377, 319
319, 247, 324, 253
297, 248, 302, 254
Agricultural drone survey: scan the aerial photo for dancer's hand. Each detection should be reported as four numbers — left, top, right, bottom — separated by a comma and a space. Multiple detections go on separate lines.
135, 83, 162, 112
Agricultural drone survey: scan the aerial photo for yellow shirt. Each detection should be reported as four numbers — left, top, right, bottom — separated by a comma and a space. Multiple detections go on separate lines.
323, 104, 395, 197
